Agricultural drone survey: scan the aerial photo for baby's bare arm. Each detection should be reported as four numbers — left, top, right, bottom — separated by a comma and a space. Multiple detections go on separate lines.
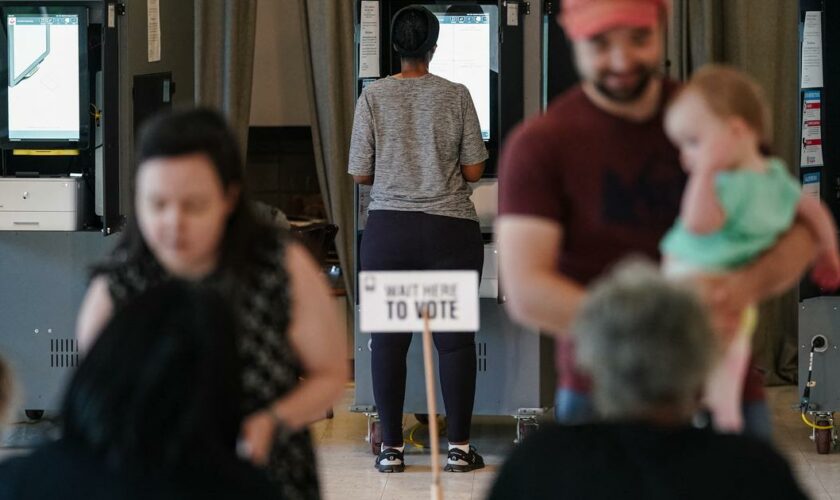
682, 170, 725, 234
797, 195, 839, 255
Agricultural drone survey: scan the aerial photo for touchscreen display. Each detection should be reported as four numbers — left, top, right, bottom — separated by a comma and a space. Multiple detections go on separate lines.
7, 13, 80, 141
429, 11, 493, 141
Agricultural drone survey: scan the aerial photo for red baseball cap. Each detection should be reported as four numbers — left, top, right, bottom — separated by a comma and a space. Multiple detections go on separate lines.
560, 0, 669, 40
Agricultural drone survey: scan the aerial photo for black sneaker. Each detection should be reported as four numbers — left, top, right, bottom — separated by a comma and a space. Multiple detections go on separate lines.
444, 445, 484, 472
375, 447, 405, 473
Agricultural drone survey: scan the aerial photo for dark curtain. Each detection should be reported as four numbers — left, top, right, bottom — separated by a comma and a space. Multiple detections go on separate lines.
297, 0, 357, 300
194, 0, 258, 150
667, 0, 801, 384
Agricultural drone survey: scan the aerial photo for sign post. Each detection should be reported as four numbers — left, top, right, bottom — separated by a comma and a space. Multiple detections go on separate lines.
421, 308, 442, 500
359, 270, 480, 500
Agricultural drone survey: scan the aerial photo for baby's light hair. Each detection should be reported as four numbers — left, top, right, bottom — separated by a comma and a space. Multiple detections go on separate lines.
672, 64, 771, 144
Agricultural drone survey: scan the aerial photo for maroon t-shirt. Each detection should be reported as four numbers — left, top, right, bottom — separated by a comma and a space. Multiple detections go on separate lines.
499, 81, 765, 401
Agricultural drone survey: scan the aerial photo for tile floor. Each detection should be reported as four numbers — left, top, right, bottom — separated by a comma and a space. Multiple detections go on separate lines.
312, 388, 510, 500
765, 386, 840, 500
0, 385, 836, 499
312, 385, 840, 500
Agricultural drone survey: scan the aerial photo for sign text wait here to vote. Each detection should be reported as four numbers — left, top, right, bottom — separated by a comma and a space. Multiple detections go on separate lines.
359, 271, 479, 333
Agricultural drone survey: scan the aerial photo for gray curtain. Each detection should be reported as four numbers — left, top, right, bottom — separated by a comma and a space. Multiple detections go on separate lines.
298, 0, 357, 299
668, 0, 801, 384
194, 0, 258, 150
665, 0, 723, 81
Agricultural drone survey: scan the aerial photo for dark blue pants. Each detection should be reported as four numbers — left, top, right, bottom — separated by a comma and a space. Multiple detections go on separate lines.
555, 388, 773, 442
361, 210, 484, 447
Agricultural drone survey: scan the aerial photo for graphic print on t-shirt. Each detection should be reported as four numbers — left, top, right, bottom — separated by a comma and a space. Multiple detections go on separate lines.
601, 155, 684, 229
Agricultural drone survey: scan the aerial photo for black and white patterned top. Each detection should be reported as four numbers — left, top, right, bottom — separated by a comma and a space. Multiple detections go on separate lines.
101, 233, 320, 500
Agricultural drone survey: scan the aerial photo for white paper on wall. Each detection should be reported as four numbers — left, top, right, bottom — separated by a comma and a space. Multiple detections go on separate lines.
802, 172, 820, 200
801, 11, 823, 89
359, 1, 380, 78
147, 0, 161, 62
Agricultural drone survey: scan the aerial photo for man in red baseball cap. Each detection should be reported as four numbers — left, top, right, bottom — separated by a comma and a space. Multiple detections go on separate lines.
561, 0, 669, 40
496, 0, 815, 439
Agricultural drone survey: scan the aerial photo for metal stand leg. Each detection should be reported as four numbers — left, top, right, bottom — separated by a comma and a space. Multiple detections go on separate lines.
365, 412, 382, 455
513, 408, 548, 444
809, 411, 835, 455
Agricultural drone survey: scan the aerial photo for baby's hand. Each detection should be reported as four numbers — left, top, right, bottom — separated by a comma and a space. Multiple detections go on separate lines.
811, 250, 840, 291
694, 158, 728, 175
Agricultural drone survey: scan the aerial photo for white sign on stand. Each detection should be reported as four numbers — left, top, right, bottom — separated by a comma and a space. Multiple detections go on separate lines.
359, 271, 480, 333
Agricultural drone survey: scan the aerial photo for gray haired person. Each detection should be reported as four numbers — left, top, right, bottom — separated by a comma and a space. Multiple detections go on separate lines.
575, 260, 713, 424
488, 260, 808, 500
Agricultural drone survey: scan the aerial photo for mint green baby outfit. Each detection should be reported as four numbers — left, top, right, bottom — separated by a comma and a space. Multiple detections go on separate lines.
661, 158, 802, 272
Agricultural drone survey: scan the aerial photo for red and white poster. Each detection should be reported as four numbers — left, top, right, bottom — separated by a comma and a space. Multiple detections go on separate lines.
801, 91, 823, 167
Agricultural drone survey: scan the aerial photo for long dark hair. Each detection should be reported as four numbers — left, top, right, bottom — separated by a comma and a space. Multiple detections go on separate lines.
62, 281, 244, 478
97, 108, 275, 277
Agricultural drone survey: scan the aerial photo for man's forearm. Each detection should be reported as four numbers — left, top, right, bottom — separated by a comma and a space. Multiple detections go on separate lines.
504, 273, 586, 336
496, 217, 586, 336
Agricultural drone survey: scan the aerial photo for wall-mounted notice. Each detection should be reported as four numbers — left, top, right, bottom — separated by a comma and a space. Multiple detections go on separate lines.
803, 172, 820, 200
359, 1, 380, 78
801, 90, 824, 167
506, 2, 519, 27
147, 0, 161, 62
801, 11, 823, 89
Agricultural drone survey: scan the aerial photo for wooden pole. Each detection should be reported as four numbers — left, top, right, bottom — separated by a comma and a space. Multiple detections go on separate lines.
422, 306, 443, 500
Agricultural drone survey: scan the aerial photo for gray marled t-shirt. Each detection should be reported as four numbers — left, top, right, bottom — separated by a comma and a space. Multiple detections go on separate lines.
348, 74, 488, 221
